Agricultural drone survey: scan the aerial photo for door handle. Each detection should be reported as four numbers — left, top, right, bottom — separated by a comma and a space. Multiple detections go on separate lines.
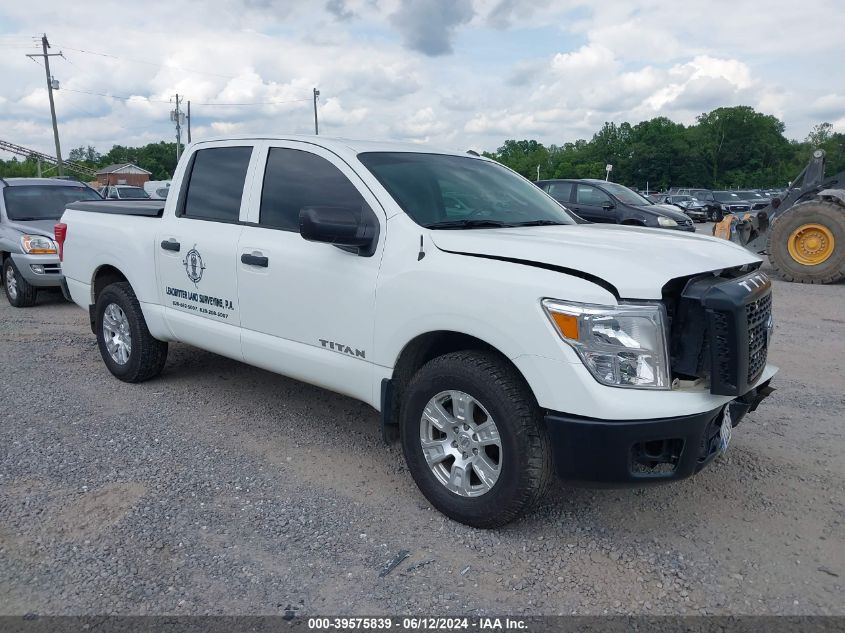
161, 240, 180, 252
241, 253, 269, 267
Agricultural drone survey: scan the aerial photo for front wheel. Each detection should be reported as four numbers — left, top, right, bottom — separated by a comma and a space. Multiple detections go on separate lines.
400, 351, 552, 528
3, 258, 38, 307
95, 282, 168, 382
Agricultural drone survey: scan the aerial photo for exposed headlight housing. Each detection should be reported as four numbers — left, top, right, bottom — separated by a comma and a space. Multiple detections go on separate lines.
542, 299, 670, 390
20, 234, 58, 255
657, 216, 678, 227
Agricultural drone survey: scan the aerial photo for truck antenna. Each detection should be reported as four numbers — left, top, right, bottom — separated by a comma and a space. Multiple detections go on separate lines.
417, 235, 426, 261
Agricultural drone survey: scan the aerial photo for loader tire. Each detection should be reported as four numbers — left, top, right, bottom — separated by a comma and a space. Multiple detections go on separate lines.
768, 200, 845, 284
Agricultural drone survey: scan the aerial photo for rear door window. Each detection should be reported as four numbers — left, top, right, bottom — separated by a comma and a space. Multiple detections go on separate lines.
546, 182, 573, 202
575, 185, 610, 206
181, 146, 253, 222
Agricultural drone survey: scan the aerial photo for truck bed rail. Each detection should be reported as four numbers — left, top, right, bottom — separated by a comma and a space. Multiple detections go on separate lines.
66, 199, 165, 218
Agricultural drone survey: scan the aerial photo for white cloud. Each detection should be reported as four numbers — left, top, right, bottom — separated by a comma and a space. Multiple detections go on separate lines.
0, 0, 841, 161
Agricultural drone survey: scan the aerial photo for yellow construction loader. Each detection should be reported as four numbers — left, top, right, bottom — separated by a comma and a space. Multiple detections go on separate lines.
712, 149, 845, 284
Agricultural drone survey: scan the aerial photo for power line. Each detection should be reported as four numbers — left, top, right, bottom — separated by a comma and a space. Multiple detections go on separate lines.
193, 98, 311, 106
60, 87, 172, 103
60, 87, 311, 107
56, 44, 240, 80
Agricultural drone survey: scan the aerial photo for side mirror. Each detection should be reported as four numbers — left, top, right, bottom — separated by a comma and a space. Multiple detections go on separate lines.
299, 206, 378, 256
771, 197, 781, 209
601, 201, 615, 210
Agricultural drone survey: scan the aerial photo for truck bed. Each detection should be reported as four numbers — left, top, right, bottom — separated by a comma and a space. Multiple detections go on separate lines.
66, 199, 165, 218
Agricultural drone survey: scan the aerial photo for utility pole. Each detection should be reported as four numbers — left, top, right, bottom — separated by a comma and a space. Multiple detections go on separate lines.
27, 34, 64, 176
313, 88, 320, 135
186, 100, 191, 144
171, 94, 185, 161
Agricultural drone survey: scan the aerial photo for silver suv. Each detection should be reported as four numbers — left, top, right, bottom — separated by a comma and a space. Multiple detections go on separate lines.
1, 177, 101, 307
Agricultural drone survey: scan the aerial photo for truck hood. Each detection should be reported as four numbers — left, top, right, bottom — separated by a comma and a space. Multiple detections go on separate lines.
4, 219, 59, 239
429, 224, 760, 299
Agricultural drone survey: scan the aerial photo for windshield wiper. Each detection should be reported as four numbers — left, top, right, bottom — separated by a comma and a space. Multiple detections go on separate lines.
423, 219, 515, 229
9, 217, 58, 221
510, 219, 568, 227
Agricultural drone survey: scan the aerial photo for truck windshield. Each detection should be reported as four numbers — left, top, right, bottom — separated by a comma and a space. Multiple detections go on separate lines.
3, 185, 102, 221
357, 152, 576, 228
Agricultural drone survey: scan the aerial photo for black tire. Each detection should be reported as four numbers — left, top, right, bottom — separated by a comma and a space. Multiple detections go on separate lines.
95, 282, 168, 382
2, 257, 38, 307
400, 351, 552, 528
768, 200, 845, 284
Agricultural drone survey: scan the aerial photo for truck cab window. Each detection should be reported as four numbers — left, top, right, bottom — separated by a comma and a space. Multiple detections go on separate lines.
259, 148, 371, 231
181, 146, 252, 222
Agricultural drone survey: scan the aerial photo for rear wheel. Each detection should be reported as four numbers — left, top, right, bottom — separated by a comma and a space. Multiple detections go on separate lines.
95, 282, 168, 382
400, 351, 552, 528
2, 258, 37, 307
768, 200, 845, 284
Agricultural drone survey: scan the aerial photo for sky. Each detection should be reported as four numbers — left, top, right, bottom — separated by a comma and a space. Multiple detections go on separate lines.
1, 0, 844, 160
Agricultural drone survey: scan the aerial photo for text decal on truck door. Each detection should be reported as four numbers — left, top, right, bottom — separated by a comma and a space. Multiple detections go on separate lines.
165, 287, 235, 319
319, 339, 366, 359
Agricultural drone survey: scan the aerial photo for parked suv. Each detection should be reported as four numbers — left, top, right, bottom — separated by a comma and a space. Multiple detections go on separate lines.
712, 191, 753, 217
1, 177, 101, 307
733, 191, 771, 211
537, 179, 695, 231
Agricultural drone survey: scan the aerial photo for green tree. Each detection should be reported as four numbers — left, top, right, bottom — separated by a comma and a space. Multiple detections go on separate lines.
68, 145, 101, 164
693, 106, 790, 187
492, 140, 550, 179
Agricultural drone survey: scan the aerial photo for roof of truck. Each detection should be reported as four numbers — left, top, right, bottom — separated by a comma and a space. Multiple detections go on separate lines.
192, 135, 475, 158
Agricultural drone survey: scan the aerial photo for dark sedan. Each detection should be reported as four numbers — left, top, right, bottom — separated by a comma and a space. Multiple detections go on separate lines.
537, 179, 695, 231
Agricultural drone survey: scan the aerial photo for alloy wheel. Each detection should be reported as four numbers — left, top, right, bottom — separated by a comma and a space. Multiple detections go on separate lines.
102, 303, 132, 365
419, 390, 503, 497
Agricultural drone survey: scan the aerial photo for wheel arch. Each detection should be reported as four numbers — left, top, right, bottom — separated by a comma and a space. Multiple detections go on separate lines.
91, 264, 130, 305
383, 330, 535, 435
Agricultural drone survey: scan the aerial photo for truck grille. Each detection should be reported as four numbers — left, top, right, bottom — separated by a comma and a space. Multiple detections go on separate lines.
746, 292, 772, 384
667, 269, 772, 396
711, 311, 733, 387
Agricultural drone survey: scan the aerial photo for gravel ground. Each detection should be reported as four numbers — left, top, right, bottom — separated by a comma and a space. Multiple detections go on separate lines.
1, 241, 843, 616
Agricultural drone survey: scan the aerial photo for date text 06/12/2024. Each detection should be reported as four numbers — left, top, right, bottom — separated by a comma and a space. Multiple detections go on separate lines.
306, 617, 528, 630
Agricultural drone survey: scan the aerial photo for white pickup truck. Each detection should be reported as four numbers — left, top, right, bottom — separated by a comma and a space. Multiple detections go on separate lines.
57, 136, 777, 527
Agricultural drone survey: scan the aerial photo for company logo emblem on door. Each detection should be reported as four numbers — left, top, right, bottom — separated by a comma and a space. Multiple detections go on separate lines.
183, 246, 206, 284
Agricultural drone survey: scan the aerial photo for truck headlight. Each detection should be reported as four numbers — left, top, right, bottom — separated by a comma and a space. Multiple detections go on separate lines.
21, 234, 58, 255
542, 299, 670, 389
657, 216, 678, 227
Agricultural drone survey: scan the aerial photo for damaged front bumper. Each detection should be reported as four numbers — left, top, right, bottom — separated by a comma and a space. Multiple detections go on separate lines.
544, 379, 775, 485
